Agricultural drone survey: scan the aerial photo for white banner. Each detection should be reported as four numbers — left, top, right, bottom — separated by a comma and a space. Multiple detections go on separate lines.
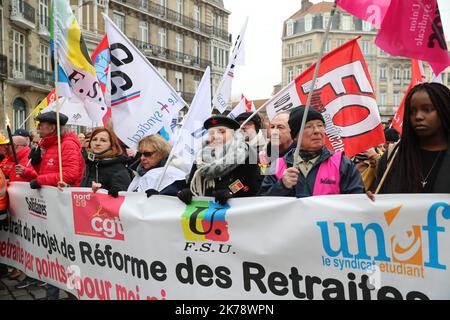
103, 14, 186, 150
1, 182, 450, 300
41, 96, 100, 127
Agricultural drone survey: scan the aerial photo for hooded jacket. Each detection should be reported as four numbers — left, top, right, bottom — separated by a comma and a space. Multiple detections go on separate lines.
33, 132, 85, 187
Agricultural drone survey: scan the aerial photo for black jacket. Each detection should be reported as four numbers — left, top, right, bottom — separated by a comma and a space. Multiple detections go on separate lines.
81, 155, 132, 192
184, 148, 261, 198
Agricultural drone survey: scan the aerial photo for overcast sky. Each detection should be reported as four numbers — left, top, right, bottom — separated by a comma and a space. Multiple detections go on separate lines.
223, 0, 450, 102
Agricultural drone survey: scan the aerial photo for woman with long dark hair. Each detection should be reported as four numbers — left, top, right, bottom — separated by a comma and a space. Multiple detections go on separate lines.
375, 82, 450, 193
81, 127, 131, 196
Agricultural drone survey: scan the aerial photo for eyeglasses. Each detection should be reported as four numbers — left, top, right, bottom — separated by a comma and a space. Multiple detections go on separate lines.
141, 151, 156, 158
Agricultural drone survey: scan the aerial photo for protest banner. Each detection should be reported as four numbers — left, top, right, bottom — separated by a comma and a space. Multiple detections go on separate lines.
1, 182, 449, 300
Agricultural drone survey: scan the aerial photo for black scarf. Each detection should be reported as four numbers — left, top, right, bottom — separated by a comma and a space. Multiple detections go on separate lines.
299, 148, 323, 162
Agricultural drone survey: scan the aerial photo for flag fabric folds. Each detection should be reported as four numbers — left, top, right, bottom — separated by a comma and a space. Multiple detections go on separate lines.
336, 0, 391, 28
51, 0, 107, 123
103, 13, 186, 150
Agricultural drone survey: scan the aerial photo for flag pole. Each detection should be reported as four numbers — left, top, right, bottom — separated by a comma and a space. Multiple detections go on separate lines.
293, 1, 337, 166
53, 0, 64, 183
375, 146, 399, 194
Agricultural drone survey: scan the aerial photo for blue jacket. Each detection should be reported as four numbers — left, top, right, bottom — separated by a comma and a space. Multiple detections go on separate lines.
258, 147, 364, 198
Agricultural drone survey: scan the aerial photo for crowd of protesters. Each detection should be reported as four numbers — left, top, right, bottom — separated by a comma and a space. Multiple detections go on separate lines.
0, 82, 449, 298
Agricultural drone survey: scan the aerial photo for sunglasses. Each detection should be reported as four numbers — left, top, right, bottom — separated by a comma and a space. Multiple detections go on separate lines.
141, 151, 156, 158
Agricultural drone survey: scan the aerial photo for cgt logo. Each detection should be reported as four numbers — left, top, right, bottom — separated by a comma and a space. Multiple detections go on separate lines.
317, 202, 450, 272
181, 201, 230, 242
72, 192, 125, 240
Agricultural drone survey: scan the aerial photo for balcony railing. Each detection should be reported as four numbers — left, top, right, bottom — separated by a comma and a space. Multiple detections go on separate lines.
111, 0, 231, 42
10, 61, 53, 87
10, 0, 36, 29
131, 38, 211, 69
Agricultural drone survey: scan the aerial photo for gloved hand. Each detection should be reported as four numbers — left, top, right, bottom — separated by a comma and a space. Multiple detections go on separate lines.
108, 188, 120, 198
145, 189, 160, 198
29, 179, 41, 189
177, 188, 193, 205
213, 189, 232, 205
28, 147, 42, 165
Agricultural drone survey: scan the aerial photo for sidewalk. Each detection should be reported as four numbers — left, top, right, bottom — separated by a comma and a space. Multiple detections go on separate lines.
0, 268, 69, 300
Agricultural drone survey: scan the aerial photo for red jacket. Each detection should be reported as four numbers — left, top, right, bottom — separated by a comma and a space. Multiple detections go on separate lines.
5, 147, 38, 182
33, 132, 85, 187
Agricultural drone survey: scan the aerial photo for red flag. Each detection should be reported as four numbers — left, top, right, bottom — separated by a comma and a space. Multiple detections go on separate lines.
294, 38, 385, 157
375, 0, 450, 75
90, 35, 111, 125
391, 60, 426, 135
241, 94, 252, 112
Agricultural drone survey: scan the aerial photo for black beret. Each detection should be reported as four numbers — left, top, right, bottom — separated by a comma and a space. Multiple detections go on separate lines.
35, 111, 69, 126
235, 112, 262, 132
204, 115, 240, 130
13, 128, 31, 138
288, 106, 325, 139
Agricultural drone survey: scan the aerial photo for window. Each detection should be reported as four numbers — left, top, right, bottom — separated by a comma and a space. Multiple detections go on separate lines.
362, 20, 372, 32
324, 39, 331, 53
343, 16, 352, 31
157, 67, 166, 79
112, 13, 124, 32
380, 64, 387, 80
447, 73, 450, 85
176, 33, 183, 59
288, 44, 294, 58
140, 0, 148, 10
362, 40, 370, 55
323, 13, 330, 29
194, 5, 201, 29
393, 66, 400, 80
159, 0, 166, 16
287, 68, 293, 83
139, 21, 148, 43
158, 27, 166, 48
286, 20, 294, 36
393, 91, 400, 106
175, 71, 183, 92
403, 65, 411, 81
39, 0, 49, 29
296, 66, 302, 76
379, 48, 388, 56
13, 98, 26, 131
296, 42, 303, 56
305, 40, 312, 54
305, 15, 312, 32
13, 30, 25, 78
380, 92, 387, 106
176, 0, 184, 21
193, 40, 200, 64
40, 44, 50, 71
336, 39, 344, 48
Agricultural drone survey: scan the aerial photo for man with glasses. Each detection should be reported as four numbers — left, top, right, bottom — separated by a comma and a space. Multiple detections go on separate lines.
259, 106, 364, 198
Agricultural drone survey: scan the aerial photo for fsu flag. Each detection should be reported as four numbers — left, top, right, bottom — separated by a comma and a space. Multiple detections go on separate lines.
391, 60, 426, 135
375, 0, 450, 75
265, 38, 385, 157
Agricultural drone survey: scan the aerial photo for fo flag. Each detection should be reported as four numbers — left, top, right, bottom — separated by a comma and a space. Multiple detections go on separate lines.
264, 38, 385, 157
375, 0, 450, 75
391, 60, 426, 135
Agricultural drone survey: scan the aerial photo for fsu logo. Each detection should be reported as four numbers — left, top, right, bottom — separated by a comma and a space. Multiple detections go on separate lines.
181, 201, 230, 242
72, 192, 125, 240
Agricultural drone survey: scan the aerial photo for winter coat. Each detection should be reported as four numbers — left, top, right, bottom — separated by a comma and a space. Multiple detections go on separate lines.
33, 132, 85, 187
4, 147, 37, 182
81, 154, 131, 192
183, 147, 261, 198
259, 146, 364, 197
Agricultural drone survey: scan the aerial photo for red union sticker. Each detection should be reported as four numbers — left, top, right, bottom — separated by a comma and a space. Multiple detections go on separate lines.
72, 192, 125, 240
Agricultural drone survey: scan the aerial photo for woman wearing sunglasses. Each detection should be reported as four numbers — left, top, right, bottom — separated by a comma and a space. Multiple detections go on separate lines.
81, 127, 131, 197
177, 115, 261, 205
127, 134, 186, 196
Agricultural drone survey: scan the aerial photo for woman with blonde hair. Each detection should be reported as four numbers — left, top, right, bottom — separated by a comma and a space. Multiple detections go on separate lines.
127, 134, 186, 196
81, 127, 131, 197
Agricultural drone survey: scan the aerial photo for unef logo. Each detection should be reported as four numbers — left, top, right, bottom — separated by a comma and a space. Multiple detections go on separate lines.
72, 192, 125, 241
181, 201, 230, 242
317, 202, 450, 271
